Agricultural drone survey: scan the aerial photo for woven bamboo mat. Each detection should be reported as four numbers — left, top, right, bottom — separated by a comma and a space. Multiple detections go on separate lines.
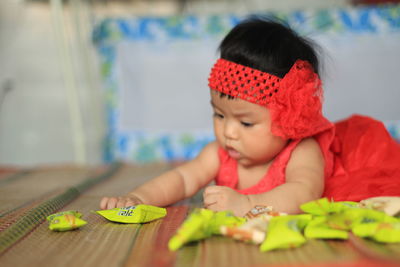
0, 163, 399, 267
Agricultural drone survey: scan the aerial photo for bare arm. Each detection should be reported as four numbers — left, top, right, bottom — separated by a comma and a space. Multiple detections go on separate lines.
248, 138, 325, 214
100, 141, 220, 209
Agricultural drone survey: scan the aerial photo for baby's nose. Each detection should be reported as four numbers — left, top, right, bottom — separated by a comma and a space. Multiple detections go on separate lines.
224, 122, 239, 139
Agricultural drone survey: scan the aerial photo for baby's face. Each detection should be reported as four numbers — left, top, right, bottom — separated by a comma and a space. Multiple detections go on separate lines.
210, 90, 287, 167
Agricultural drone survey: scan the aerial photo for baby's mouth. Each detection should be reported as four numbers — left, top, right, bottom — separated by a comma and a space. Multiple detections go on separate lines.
226, 147, 241, 159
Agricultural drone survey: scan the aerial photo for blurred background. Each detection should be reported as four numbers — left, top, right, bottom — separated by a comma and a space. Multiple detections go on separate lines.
0, 0, 399, 167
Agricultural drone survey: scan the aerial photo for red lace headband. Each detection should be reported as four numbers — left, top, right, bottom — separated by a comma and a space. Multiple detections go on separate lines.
208, 58, 333, 139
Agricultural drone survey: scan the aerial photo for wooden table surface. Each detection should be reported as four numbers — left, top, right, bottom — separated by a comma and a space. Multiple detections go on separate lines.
0, 163, 399, 267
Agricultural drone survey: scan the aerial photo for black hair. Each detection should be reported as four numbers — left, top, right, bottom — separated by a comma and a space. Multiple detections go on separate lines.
219, 17, 321, 78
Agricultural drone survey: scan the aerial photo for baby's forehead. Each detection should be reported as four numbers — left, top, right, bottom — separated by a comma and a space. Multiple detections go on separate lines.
210, 91, 269, 114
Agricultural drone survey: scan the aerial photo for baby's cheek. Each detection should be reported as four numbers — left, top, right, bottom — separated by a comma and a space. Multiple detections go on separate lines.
214, 130, 223, 144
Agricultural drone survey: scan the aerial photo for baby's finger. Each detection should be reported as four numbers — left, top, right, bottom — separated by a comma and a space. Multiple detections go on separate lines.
206, 203, 225, 212
203, 193, 219, 207
125, 199, 139, 207
106, 197, 119, 210
117, 197, 135, 208
116, 198, 127, 208
100, 197, 109, 210
204, 185, 223, 196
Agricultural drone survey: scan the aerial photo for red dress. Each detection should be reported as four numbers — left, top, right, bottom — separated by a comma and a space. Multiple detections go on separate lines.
215, 115, 400, 202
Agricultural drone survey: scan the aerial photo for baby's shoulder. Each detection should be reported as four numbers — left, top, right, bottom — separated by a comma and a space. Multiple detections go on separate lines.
188, 141, 220, 178
293, 137, 321, 152
289, 137, 324, 168
195, 141, 220, 163
201, 141, 220, 154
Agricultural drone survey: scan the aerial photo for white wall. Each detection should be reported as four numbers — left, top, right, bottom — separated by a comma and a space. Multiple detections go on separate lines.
0, 0, 358, 166
0, 1, 105, 166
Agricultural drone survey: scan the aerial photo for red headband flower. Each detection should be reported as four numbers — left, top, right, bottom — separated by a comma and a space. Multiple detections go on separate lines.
208, 58, 333, 139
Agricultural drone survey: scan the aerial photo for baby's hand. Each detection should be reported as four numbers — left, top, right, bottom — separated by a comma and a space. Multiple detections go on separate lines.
203, 185, 252, 217
100, 194, 143, 210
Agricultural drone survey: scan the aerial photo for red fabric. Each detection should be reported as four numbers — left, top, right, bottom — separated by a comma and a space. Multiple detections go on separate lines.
208, 58, 333, 139
208, 58, 282, 106
324, 115, 400, 201
216, 139, 302, 195
216, 115, 400, 201
268, 61, 333, 139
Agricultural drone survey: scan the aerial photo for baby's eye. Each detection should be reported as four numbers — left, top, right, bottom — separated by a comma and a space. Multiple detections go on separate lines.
213, 112, 224, 119
241, 121, 253, 127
